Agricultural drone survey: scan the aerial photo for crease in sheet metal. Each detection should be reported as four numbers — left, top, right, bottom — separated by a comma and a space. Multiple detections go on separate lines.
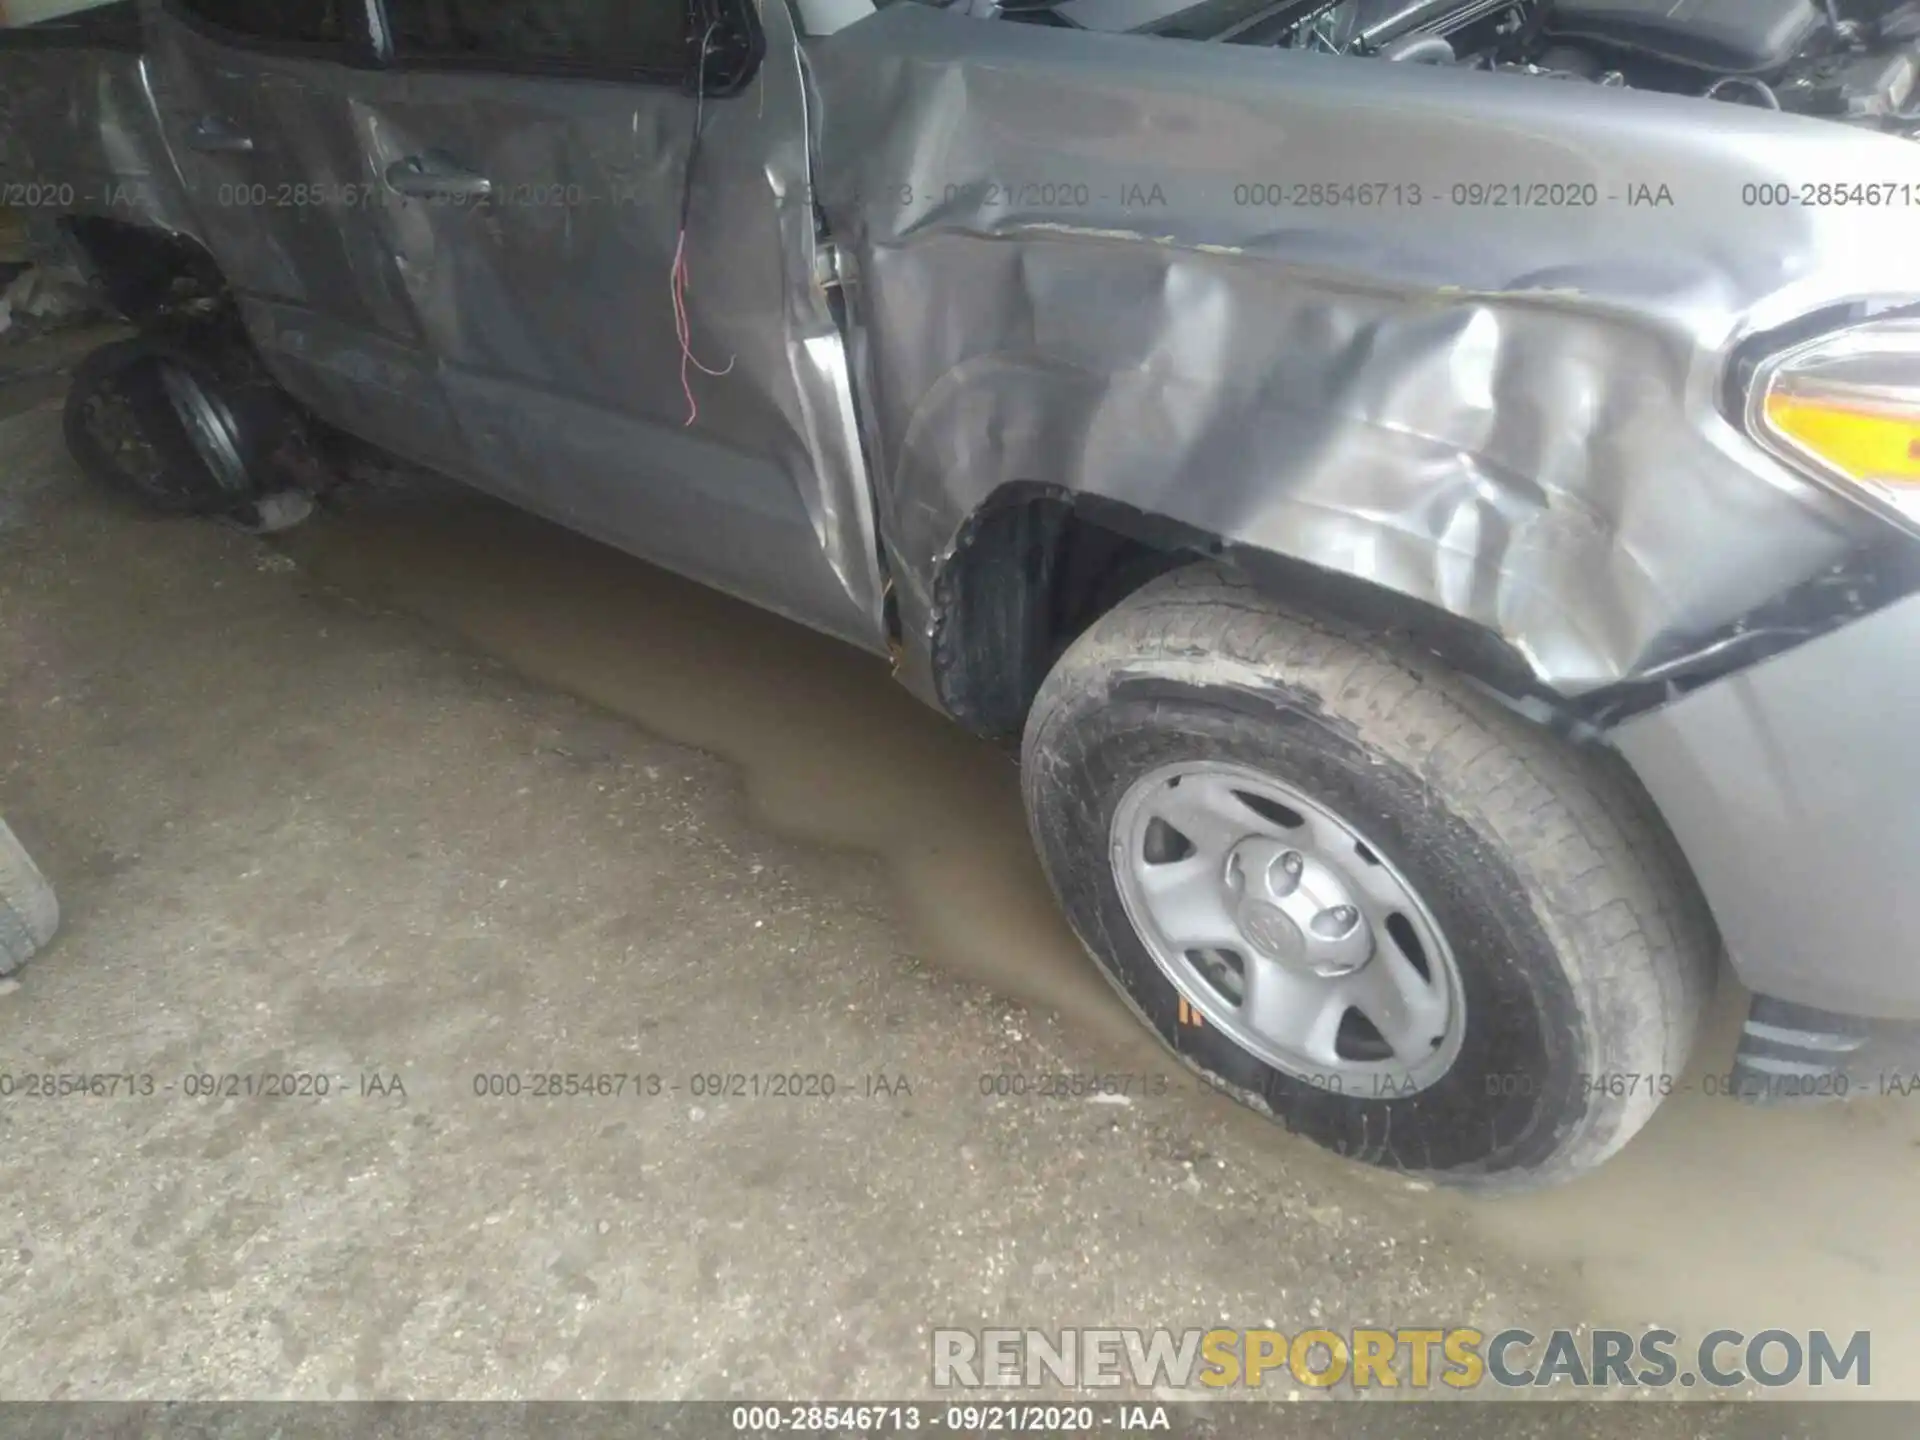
0, 34, 199, 248
807, 4, 1920, 694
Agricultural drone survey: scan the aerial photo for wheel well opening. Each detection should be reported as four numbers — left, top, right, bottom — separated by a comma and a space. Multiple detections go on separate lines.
59, 217, 225, 325
928, 486, 1558, 741
928, 489, 1194, 738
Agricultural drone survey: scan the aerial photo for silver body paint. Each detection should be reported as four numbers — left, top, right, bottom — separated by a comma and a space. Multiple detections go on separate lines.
310, 2, 886, 645
73, 0, 885, 648
1616, 591, 1920, 1020
808, 5, 1920, 699
0, 5, 197, 247
4, 0, 1918, 1015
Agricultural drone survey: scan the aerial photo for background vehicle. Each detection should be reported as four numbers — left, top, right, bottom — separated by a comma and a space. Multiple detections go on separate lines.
0, 817, 58, 976
3, 0, 1919, 1186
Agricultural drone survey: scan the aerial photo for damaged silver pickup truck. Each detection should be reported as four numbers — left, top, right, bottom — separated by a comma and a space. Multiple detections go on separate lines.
6, 0, 1920, 1187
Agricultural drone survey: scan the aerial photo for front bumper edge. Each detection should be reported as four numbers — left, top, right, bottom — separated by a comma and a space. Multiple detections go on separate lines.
1614, 591, 1920, 1020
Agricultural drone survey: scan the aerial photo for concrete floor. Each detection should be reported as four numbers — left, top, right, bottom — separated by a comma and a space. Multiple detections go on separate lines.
0, 330, 1915, 1423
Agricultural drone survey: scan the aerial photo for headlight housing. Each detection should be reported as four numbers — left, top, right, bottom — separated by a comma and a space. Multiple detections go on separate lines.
1750, 313, 1920, 528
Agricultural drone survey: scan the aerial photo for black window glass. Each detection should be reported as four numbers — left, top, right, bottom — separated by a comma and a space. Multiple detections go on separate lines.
178, 0, 349, 45
387, 0, 689, 75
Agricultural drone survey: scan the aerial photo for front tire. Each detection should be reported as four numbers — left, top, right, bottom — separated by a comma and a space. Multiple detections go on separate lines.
1021, 566, 1714, 1189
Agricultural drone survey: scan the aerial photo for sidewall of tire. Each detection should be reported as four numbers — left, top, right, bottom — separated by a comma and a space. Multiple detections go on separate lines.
63, 331, 296, 517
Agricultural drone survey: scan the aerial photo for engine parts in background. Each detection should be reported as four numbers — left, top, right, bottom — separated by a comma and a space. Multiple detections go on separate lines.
1017, 0, 1920, 133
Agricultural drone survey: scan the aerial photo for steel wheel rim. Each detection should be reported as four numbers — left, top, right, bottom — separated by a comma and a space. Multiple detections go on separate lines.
1110, 760, 1466, 1095
158, 361, 249, 497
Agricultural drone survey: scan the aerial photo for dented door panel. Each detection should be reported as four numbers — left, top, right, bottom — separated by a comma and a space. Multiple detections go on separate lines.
357, 0, 886, 651
0, 6, 198, 245
142, 0, 462, 474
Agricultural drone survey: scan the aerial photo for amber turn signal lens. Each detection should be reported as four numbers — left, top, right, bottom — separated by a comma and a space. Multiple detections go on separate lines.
1763, 391, 1920, 488
1752, 315, 1920, 526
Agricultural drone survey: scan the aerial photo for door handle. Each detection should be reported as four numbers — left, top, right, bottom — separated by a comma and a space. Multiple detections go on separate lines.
384, 154, 492, 201
186, 115, 254, 153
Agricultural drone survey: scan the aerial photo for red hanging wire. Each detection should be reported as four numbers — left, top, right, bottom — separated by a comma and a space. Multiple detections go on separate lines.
672, 228, 734, 428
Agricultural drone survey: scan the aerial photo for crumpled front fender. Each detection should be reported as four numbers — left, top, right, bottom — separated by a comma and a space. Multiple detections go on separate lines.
808, 5, 1920, 706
